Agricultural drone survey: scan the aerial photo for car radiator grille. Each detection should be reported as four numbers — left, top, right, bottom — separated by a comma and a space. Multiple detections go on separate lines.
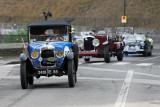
84, 37, 94, 51
41, 50, 55, 66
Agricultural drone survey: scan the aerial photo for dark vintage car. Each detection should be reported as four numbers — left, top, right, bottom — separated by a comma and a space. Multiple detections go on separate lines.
78, 30, 124, 63
123, 34, 152, 56
20, 20, 79, 89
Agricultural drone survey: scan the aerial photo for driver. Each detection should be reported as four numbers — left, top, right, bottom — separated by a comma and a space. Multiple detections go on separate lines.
50, 29, 64, 41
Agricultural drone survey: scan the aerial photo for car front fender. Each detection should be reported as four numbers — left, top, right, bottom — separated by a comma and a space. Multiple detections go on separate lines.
20, 53, 28, 61
115, 42, 122, 49
66, 52, 74, 59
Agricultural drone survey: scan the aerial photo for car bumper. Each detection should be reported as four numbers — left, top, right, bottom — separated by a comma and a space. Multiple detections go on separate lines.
79, 51, 99, 56
123, 49, 145, 54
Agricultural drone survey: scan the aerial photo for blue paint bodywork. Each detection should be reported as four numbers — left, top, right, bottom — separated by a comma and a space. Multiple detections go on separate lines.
28, 42, 72, 68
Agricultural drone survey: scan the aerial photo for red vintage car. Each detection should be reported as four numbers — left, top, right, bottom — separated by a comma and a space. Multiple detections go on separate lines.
78, 31, 123, 63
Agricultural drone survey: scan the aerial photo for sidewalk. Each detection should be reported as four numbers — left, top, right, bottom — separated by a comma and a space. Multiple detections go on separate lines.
0, 56, 20, 65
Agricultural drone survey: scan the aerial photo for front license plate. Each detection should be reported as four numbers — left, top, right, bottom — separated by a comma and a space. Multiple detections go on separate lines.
37, 69, 58, 75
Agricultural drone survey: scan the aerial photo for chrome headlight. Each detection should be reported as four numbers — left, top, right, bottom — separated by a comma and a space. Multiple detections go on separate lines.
76, 39, 84, 47
56, 50, 63, 58
31, 51, 39, 59
92, 39, 100, 47
140, 41, 145, 46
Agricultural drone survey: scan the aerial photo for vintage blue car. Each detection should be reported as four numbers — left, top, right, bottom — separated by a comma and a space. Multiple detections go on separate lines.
20, 20, 79, 89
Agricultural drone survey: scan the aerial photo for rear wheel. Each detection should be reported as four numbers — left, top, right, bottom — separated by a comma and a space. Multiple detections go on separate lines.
148, 49, 152, 56
73, 44, 79, 71
104, 45, 110, 63
117, 50, 123, 61
84, 58, 90, 62
68, 59, 76, 87
20, 61, 28, 89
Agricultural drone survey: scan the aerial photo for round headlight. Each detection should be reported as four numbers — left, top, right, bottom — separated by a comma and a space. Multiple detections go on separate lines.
56, 50, 63, 58
92, 39, 100, 47
140, 41, 145, 46
76, 39, 84, 47
31, 51, 39, 59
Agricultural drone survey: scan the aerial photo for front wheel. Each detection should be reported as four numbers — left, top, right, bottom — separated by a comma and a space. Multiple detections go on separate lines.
20, 61, 28, 89
117, 50, 123, 61
143, 51, 148, 56
148, 49, 152, 56
104, 45, 110, 63
68, 59, 76, 87
29, 76, 34, 85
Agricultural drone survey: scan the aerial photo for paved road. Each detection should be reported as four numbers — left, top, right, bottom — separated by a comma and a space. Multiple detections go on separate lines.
0, 49, 160, 107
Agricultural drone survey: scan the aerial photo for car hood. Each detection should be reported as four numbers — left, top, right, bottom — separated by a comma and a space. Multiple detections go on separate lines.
124, 40, 144, 46
28, 42, 71, 53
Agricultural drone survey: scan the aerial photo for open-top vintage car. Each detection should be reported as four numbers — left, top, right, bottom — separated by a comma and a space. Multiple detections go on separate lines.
20, 20, 79, 89
77, 30, 124, 63
123, 33, 152, 56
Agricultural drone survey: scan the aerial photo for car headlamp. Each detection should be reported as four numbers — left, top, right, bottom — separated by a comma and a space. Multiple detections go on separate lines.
92, 39, 100, 47
56, 50, 63, 58
76, 39, 84, 47
31, 51, 39, 59
140, 41, 145, 46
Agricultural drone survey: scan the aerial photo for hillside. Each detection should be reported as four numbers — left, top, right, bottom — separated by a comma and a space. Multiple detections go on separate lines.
0, 0, 160, 19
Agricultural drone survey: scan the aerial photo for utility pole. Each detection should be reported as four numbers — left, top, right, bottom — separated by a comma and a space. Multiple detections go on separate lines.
123, 0, 126, 32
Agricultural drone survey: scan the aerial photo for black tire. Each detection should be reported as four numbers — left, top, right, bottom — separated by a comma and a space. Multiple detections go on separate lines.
124, 53, 128, 56
117, 50, 123, 61
29, 76, 34, 85
148, 50, 152, 56
68, 59, 76, 87
84, 58, 90, 62
104, 45, 110, 63
20, 61, 28, 89
143, 51, 148, 56
73, 44, 79, 71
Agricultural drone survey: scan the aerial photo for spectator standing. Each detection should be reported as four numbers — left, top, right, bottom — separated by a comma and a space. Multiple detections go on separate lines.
41, 11, 47, 21
47, 11, 53, 20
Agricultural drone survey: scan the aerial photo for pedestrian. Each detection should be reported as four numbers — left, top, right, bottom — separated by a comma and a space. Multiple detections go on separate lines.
47, 11, 53, 20
41, 11, 47, 21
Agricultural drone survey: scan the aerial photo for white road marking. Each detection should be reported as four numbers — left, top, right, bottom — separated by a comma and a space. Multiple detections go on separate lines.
112, 62, 130, 65
90, 62, 105, 65
79, 66, 160, 79
114, 70, 134, 107
79, 62, 82, 65
132, 78, 160, 85
137, 56, 160, 61
136, 63, 153, 66
79, 66, 127, 73
4, 64, 20, 67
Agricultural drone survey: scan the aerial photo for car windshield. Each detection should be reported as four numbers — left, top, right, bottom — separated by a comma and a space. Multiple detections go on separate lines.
30, 28, 68, 43
124, 35, 136, 41
135, 34, 146, 40
97, 31, 106, 35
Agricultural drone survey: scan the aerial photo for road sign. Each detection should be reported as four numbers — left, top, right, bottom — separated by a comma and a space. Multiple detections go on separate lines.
121, 16, 127, 23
